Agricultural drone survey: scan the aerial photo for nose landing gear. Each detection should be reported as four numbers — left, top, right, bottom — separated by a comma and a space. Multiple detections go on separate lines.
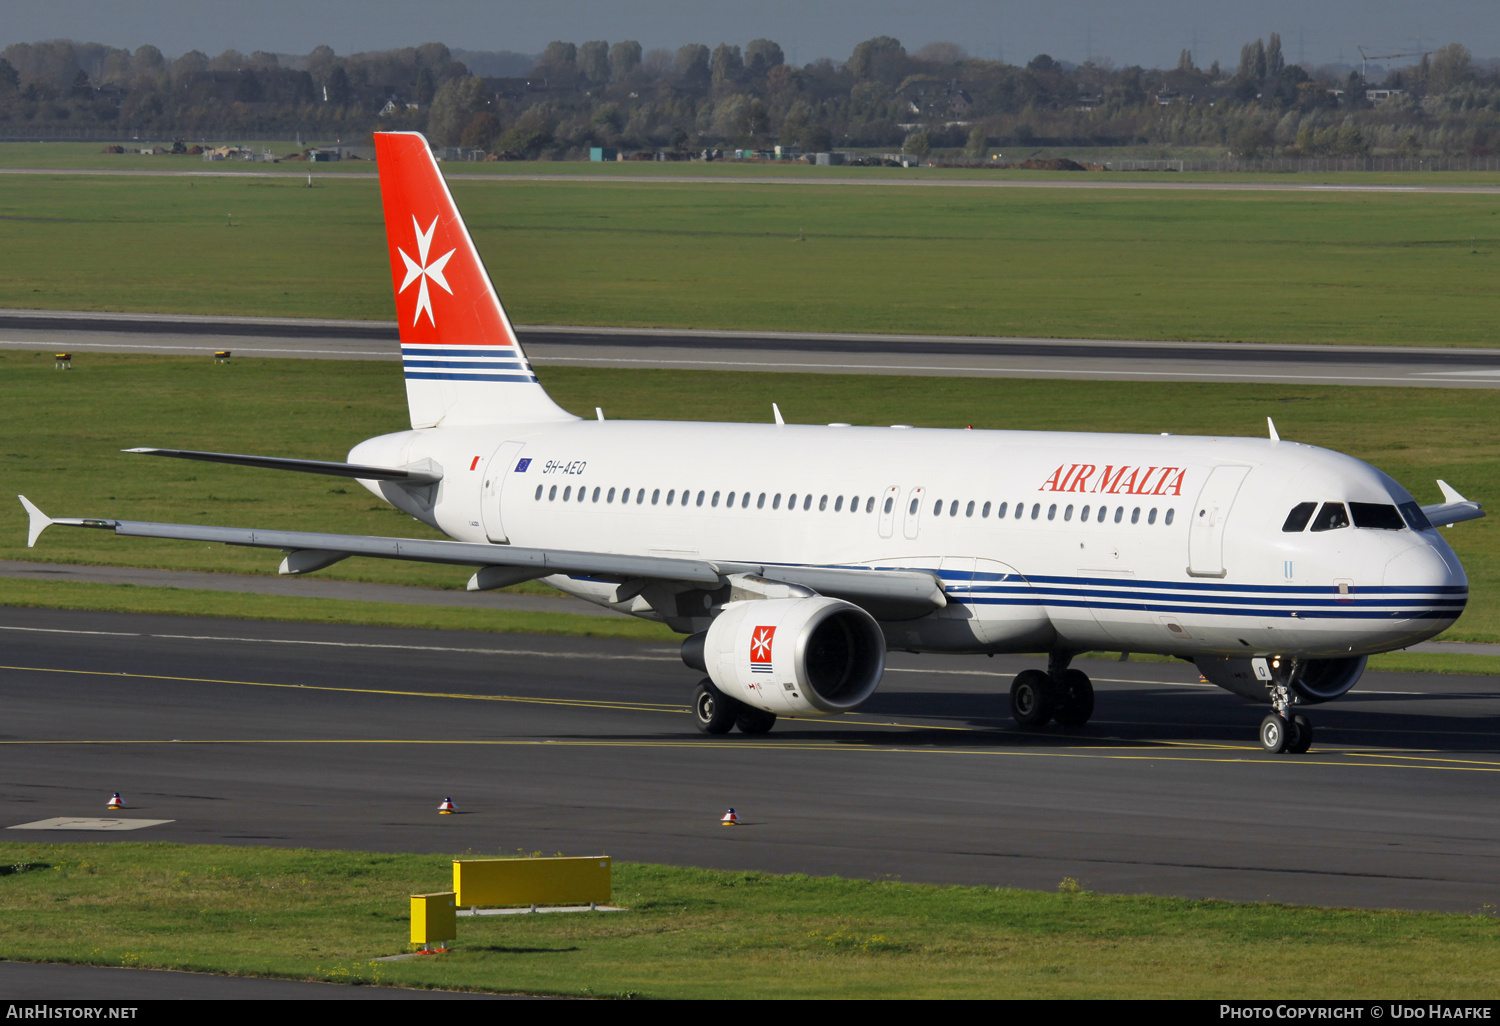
1258, 676, 1314, 754
1009, 653, 1095, 729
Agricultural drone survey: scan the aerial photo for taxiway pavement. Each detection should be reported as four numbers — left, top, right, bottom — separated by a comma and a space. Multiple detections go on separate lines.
3, 606, 1497, 915
4, 309, 1500, 388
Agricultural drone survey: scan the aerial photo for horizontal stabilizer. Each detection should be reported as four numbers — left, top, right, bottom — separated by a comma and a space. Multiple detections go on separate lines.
125, 448, 442, 485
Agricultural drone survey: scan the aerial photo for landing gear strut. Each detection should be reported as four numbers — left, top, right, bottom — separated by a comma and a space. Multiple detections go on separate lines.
1258, 673, 1314, 754
1009, 653, 1094, 729
692, 678, 778, 735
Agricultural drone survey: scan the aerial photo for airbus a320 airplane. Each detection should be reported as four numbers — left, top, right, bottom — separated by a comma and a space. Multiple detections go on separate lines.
19, 131, 1485, 753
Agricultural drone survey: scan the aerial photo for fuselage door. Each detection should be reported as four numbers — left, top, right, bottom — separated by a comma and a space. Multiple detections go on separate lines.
480, 440, 527, 543
877, 485, 901, 539
1187, 465, 1251, 577
902, 486, 926, 540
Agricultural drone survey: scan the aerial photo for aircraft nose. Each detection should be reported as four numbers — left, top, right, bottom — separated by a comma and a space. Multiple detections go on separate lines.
1384, 541, 1467, 591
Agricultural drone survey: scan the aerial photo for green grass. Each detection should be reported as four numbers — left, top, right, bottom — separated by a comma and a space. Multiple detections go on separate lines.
1, 170, 1498, 343
3, 352, 1497, 646
0, 578, 675, 641
1, 843, 1496, 998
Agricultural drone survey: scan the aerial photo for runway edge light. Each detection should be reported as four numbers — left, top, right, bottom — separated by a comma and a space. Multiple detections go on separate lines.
721, 808, 739, 825
106, 793, 124, 810
437, 797, 456, 814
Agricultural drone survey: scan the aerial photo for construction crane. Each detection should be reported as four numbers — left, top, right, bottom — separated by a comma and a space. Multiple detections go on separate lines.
1356, 46, 1434, 79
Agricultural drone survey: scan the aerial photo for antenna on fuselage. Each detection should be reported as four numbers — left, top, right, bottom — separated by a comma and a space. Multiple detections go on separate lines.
1267, 417, 1281, 442
772, 403, 785, 427
596, 407, 605, 421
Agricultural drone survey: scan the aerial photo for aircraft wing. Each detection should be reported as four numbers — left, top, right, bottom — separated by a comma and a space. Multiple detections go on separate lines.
1421, 479, 1486, 528
17, 497, 946, 618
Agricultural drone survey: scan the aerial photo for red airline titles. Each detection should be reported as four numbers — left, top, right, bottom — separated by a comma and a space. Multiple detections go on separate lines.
1039, 463, 1187, 496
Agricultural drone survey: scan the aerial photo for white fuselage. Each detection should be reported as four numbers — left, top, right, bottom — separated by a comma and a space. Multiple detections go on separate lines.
350, 420, 1467, 659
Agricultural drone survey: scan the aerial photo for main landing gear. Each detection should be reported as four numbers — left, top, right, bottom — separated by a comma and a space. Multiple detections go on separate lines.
693, 678, 777, 735
1009, 653, 1095, 729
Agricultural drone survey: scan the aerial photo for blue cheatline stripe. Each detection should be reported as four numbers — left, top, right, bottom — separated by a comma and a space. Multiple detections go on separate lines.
950, 585, 1465, 609
401, 346, 523, 358
404, 371, 540, 383
403, 359, 529, 370
953, 595, 1459, 620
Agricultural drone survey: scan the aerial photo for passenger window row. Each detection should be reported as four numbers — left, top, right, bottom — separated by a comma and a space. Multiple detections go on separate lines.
930, 498, 1176, 527
533, 484, 879, 513
1282, 501, 1419, 533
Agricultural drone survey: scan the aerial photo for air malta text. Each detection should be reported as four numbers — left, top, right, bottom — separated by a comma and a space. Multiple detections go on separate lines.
1039, 463, 1187, 496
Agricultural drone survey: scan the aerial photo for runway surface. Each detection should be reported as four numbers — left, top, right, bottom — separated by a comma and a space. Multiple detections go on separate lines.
6, 309, 1500, 387
3, 605, 1498, 916
4, 166, 1499, 195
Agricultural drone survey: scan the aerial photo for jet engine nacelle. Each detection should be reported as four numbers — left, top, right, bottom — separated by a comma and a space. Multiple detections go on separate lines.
695, 597, 886, 716
1194, 655, 1367, 705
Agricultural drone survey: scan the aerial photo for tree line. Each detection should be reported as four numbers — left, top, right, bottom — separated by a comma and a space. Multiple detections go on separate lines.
0, 35, 1496, 159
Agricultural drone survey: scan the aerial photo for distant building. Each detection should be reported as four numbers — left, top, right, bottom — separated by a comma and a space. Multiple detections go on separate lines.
589, 146, 619, 162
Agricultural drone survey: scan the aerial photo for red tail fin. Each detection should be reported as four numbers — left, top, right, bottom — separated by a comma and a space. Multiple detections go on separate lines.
373, 132, 573, 428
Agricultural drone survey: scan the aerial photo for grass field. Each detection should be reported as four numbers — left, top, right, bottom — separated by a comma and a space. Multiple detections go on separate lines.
0, 169, 1497, 343
1, 843, 1496, 998
3, 352, 1497, 643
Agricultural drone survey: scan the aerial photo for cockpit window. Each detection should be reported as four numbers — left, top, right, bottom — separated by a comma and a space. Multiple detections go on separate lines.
1349, 502, 1406, 531
1282, 502, 1317, 532
1310, 502, 1350, 532
1398, 501, 1433, 532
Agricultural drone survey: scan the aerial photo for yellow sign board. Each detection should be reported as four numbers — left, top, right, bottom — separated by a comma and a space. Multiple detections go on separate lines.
454, 857, 611, 908
410, 891, 456, 945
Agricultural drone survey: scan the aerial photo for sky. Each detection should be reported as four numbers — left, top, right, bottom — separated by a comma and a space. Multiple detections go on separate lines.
3, 1, 1494, 71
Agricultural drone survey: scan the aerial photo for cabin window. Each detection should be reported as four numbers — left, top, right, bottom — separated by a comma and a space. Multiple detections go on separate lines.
1310, 502, 1350, 532
1080, 504, 1090, 521
1281, 502, 1317, 532
758, 492, 767, 509
933, 499, 943, 516
711, 491, 720, 508
982, 501, 991, 518
803, 494, 812, 511
835, 496, 844, 512
726, 491, 735, 507
884, 496, 893, 514
535, 484, 543, 500
578, 488, 586, 503
1031, 503, 1041, 520
1165, 508, 1175, 525
591, 487, 600, 502
1398, 501, 1431, 531
1064, 504, 1074, 521
819, 495, 828, 511
1097, 506, 1107, 523
773, 494, 782, 510
909, 498, 919, 515
996, 502, 1007, 518
1018, 503, 1027, 520
548, 485, 558, 501
637, 488, 646, 504
607, 487, 616, 503
1047, 504, 1057, 521
563, 486, 572, 501
866, 497, 875, 513
1350, 502, 1405, 530
966, 500, 975, 518
652, 489, 661, 505
1114, 507, 1123, 524
1131, 507, 1141, 524
666, 489, 675, 505
742, 492, 751, 508
1148, 507, 1157, 524
789, 493, 798, 510
696, 490, 706, 507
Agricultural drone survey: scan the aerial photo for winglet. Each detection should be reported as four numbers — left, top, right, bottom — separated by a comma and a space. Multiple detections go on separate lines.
1437, 479, 1467, 504
773, 403, 785, 427
18, 495, 52, 548
1267, 417, 1280, 442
